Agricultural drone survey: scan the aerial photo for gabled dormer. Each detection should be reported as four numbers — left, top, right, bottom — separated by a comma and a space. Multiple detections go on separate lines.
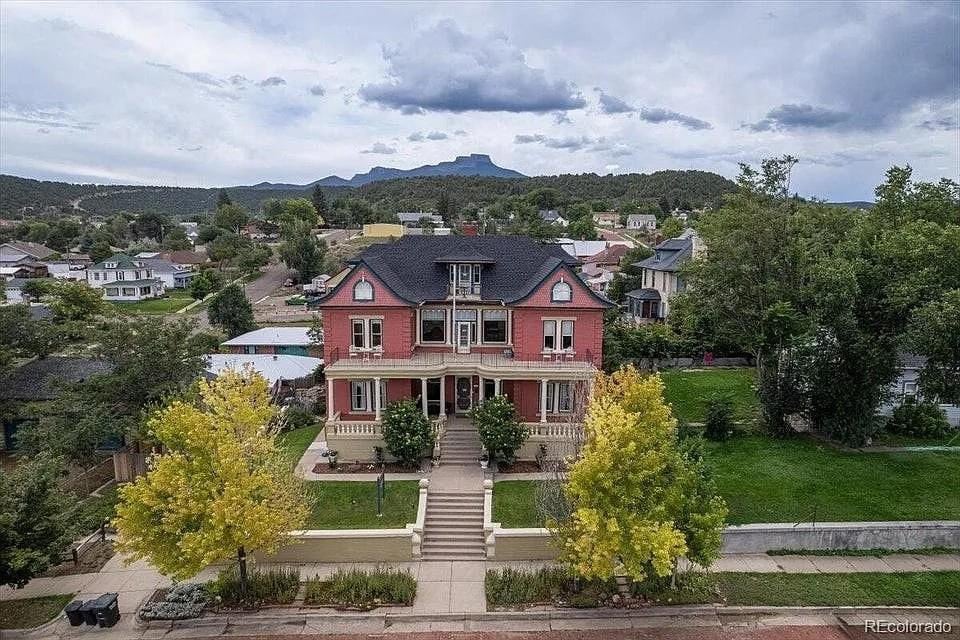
434, 251, 495, 299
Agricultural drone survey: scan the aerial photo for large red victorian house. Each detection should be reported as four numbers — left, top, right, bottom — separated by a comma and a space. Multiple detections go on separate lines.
317, 235, 611, 461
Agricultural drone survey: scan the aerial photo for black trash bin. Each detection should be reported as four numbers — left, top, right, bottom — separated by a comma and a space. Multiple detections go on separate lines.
91, 593, 121, 628
64, 600, 84, 626
78, 600, 97, 626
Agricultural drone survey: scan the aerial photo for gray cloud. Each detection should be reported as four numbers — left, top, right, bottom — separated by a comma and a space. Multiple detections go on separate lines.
147, 61, 224, 87
361, 142, 397, 154
359, 19, 586, 113
177, 145, 204, 152
258, 76, 286, 87
0, 102, 96, 131
407, 131, 424, 141
228, 75, 249, 86
408, 131, 448, 141
514, 133, 631, 156
309, 84, 325, 96
37, 128, 50, 134
553, 111, 572, 124
597, 91, 635, 114
453, 129, 467, 136
639, 107, 713, 131
744, 103, 852, 132
426, 131, 447, 140
918, 116, 959, 131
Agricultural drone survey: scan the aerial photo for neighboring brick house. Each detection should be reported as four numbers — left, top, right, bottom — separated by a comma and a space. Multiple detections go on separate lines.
316, 236, 612, 458
625, 230, 700, 322
222, 327, 323, 358
86, 253, 164, 301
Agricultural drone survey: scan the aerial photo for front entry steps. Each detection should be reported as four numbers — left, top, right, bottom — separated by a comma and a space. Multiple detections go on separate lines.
438, 424, 483, 466
421, 491, 485, 560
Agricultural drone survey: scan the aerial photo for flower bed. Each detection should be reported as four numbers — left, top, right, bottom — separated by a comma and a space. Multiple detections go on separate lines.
304, 567, 416, 610
208, 567, 300, 609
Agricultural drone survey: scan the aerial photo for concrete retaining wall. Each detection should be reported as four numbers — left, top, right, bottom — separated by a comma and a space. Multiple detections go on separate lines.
721, 521, 960, 554
258, 529, 415, 563
489, 521, 960, 559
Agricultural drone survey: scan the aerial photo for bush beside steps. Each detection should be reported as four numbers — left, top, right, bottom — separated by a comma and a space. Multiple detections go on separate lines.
305, 567, 416, 610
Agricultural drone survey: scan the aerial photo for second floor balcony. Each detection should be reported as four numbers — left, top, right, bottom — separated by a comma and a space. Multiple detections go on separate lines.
324, 346, 597, 379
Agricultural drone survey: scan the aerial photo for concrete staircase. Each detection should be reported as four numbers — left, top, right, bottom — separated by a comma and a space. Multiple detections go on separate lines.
421, 420, 486, 560
421, 491, 485, 560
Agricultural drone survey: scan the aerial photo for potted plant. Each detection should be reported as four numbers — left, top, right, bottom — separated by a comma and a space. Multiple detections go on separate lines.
326, 449, 339, 469
479, 452, 489, 470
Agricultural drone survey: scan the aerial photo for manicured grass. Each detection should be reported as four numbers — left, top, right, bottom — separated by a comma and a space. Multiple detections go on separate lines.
0, 594, 74, 629
485, 569, 960, 608
111, 289, 194, 315
660, 368, 758, 423
493, 436, 960, 527
278, 423, 323, 468
708, 436, 960, 524
493, 480, 543, 528
305, 481, 418, 529
718, 572, 960, 607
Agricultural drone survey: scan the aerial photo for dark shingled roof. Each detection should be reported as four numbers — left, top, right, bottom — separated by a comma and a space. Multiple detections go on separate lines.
0, 357, 115, 401
625, 288, 662, 301
326, 235, 610, 305
634, 235, 693, 273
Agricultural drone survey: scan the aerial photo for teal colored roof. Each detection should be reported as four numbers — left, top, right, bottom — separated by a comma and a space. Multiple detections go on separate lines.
90, 253, 147, 270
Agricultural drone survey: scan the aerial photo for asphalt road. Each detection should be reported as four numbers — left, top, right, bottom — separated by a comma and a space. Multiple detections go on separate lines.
194, 261, 292, 330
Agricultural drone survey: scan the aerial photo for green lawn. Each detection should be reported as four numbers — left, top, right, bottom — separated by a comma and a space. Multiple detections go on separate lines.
111, 289, 194, 315
278, 423, 323, 468
305, 481, 418, 529
708, 436, 960, 524
0, 594, 74, 629
660, 368, 758, 423
717, 572, 960, 607
494, 436, 960, 527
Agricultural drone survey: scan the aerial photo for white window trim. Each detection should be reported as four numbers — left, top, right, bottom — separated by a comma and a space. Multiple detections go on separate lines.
349, 317, 384, 352
540, 380, 573, 415
541, 317, 576, 353
414, 307, 513, 347
349, 379, 387, 413
551, 279, 573, 302
419, 308, 448, 344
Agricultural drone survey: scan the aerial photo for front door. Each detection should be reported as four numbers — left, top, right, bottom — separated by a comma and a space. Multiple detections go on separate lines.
455, 376, 472, 414
456, 322, 471, 353
426, 378, 441, 416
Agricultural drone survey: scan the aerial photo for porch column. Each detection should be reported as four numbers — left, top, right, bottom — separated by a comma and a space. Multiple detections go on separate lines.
540, 378, 549, 423
439, 375, 446, 416
374, 377, 382, 421
326, 377, 334, 420
479, 378, 485, 403
494, 378, 501, 396
421, 377, 429, 417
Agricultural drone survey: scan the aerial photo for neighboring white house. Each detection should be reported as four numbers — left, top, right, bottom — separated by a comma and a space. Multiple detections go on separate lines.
303, 274, 331, 295
142, 257, 196, 289
45, 262, 87, 281
558, 239, 608, 261
2, 278, 27, 303
204, 353, 323, 393
540, 209, 569, 227
179, 222, 200, 245
396, 212, 443, 227
86, 253, 164, 301
624, 230, 701, 322
626, 214, 657, 232
879, 354, 960, 427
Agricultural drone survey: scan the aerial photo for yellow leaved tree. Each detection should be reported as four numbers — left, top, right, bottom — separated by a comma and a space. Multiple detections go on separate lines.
114, 369, 309, 593
554, 366, 727, 582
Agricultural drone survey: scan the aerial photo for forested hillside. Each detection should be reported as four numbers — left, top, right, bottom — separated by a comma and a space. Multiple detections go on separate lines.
1, 169, 736, 220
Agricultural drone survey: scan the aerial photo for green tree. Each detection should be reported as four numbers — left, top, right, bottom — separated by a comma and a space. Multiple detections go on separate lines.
20, 278, 52, 301
0, 456, 76, 588
217, 189, 232, 208
161, 226, 193, 251
567, 215, 597, 240
906, 290, 960, 403
132, 212, 169, 242
381, 400, 435, 468
267, 198, 318, 236
189, 269, 224, 300
115, 371, 309, 592
213, 203, 248, 235
554, 367, 726, 582
207, 233, 248, 264
279, 229, 326, 282
208, 284, 256, 338
469, 396, 527, 462
311, 185, 328, 222
605, 245, 654, 304
436, 192, 454, 223
46, 280, 108, 322
90, 240, 113, 263
659, 217, 684, 238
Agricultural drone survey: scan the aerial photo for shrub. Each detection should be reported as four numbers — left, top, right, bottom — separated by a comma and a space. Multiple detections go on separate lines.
484, 567, 570, 607
887, 401, 952, 439
282, 405, 316, 430
382, 400, 435, 468
208, 567, 300, 608
470, 396, 528, 462
704, 392, 734, 441
139, 583, 209, 620
304, 567, 416, 609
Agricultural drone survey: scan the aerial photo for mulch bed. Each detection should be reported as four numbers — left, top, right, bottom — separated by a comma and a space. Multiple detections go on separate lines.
41, 539, 116, 577
311, 462, 417, 474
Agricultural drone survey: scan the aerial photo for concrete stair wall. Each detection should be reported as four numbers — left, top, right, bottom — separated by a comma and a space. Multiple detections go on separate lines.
422, 491, 485, 560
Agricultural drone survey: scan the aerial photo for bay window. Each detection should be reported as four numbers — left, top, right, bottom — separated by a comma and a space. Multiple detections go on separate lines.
482, 309, 507, 343
421, 309, 446, 343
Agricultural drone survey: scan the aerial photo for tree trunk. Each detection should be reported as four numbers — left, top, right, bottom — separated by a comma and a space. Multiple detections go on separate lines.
237, 546, 248, 599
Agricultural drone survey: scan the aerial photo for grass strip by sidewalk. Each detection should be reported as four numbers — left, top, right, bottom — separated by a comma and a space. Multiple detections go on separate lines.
0, 594, 74, 629
305, 481, 418, 529
485, 568, 960, 608
277, 423, 323, 469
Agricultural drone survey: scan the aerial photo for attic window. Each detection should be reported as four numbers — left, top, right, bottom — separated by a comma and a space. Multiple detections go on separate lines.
655, 251, 661, 261
353, 278, 373, 301
104, 262, 117, 269
551, 279, 572, 302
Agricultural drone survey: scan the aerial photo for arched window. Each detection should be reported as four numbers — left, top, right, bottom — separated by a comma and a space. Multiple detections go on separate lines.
353, 279, 373, 301
551, 280, 572, 302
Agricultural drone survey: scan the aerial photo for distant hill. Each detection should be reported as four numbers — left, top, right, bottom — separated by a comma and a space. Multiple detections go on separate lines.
828, 201, 875, 210
247, 154, 526, 190
0, 163, 736, 219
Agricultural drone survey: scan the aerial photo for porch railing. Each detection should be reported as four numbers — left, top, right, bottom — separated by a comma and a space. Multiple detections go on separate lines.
326, 412, 382, 436
524, 422, 583, 439
325, 346, 595, 369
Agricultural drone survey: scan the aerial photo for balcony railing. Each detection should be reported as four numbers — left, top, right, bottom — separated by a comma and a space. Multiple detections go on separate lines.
325, 347, 595, 371
449, 283, 481, 297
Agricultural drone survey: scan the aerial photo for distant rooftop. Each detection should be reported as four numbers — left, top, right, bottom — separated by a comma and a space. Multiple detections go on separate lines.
221, 326, 319, 347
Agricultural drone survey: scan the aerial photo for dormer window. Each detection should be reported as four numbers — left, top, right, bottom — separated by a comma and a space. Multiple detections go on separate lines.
551, 279, 572, 302
104, 262, 117, 269
449, 263, 481, 296
353, 278, 374, 301
655, 250, 662, 262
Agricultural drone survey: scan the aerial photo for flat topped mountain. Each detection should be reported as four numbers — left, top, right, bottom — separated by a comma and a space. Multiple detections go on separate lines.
248, 154, 526, 190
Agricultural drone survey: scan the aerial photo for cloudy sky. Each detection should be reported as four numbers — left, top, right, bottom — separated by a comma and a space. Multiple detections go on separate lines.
1, 1, 957, 200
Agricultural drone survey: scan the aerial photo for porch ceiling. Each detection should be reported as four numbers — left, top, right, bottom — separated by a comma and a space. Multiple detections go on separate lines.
324, 351, 597, 380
